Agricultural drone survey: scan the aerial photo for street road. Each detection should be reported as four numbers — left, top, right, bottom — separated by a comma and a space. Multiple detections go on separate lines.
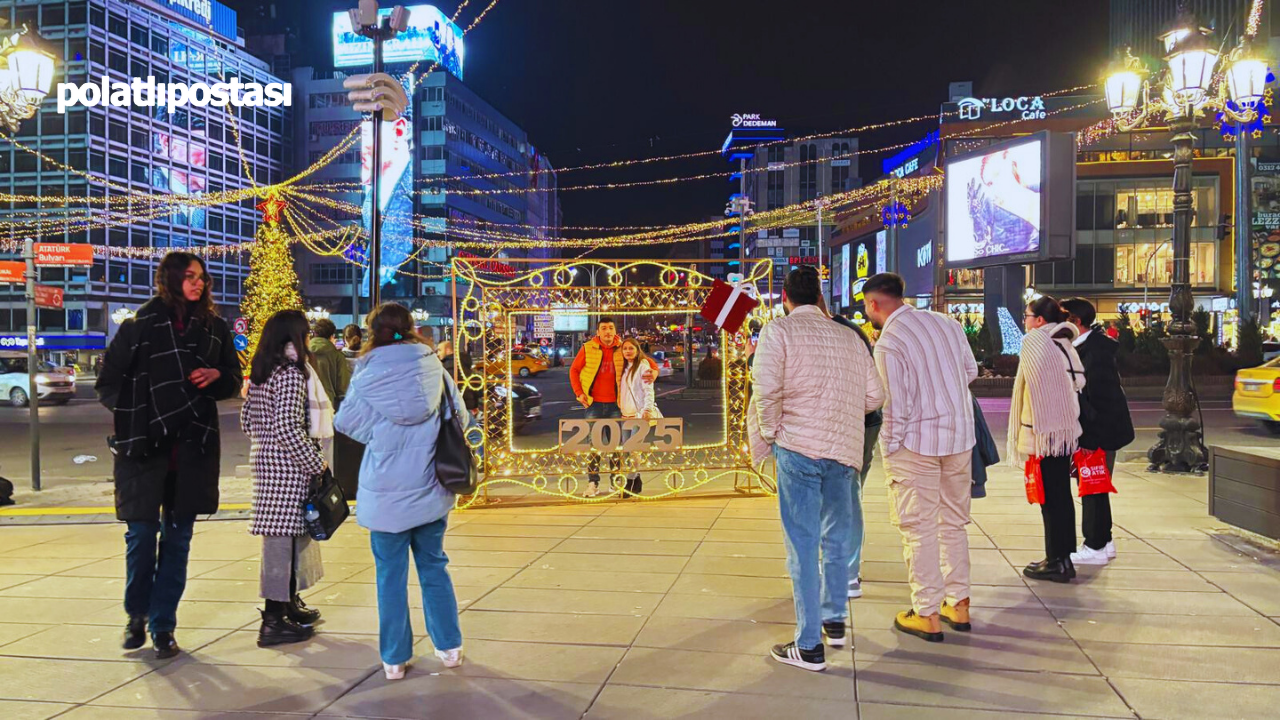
0, 376, 1271, 488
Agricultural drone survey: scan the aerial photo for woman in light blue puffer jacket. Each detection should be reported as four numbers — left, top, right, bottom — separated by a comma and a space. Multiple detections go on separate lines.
334, 303, 470, 681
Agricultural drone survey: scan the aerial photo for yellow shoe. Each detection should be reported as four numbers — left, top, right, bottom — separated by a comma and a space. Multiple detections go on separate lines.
940, 599, 971, 632
894, 609, 944, 643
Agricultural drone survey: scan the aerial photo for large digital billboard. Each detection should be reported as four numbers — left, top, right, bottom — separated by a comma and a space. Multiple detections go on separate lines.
153, 130, 207, 229
332, 5, 464, 78
944, 131, 1075, 269
358, 75, 415, 296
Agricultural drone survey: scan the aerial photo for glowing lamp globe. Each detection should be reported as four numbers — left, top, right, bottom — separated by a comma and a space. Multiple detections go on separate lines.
7, 46, 54, 102
1161, 24, 1218, 107
1226, 45, 1269, 109
1105, 69, 1143, 114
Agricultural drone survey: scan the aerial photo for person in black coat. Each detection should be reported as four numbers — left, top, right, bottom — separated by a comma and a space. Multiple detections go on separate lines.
1061, 298, 1135, 566
95, 252, 241, 659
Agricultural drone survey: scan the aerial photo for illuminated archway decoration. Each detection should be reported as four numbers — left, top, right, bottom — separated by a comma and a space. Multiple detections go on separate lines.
450, 258, 778, 507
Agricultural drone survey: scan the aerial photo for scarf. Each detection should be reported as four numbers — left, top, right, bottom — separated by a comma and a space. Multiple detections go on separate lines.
1006, 322, 1085, 465
113, 298, 219, 459
286, 343, 334, 440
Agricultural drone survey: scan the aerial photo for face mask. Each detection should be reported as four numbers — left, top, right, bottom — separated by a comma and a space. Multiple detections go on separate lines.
284, 342, 299, 362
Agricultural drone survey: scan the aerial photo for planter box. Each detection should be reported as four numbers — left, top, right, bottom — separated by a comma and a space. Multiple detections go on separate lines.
1209, 445, 1280, 541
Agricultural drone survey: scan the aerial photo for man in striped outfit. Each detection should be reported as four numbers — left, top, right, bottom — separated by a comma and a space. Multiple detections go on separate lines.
863, 273, 978, 643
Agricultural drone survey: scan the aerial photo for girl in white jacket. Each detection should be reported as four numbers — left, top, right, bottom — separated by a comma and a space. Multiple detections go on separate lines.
617, 339, 658, 497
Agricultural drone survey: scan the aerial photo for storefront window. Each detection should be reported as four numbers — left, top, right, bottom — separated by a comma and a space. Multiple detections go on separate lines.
1104, 179, 1217, 229
1114, 241, 1216, 287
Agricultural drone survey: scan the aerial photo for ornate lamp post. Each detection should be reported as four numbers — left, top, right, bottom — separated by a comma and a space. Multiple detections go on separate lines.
1103, 10, 1270, 473
0, 24, 55, 132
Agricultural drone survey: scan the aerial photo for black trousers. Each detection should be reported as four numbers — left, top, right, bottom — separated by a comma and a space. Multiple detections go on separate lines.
1079, 450, 1116, 551
1039, 454, 1077, 562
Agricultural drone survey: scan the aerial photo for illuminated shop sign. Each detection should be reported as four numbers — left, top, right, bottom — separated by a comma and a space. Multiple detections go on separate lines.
956, 96, 1047, 121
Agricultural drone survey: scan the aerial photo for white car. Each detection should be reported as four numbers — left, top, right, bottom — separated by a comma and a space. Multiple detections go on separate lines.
650, 351, 675, 379
0, 352, 76, 407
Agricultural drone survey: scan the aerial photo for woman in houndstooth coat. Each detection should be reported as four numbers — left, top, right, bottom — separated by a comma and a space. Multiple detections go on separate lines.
242, 310, 328, 648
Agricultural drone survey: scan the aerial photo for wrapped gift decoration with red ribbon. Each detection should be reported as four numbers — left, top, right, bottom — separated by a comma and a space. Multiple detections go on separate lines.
699, 279, 759, 335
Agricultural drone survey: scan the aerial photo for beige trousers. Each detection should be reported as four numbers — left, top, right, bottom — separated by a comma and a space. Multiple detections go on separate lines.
884, 447, 972, 617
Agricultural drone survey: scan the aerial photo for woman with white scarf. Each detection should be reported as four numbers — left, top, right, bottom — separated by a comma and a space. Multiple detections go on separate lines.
242, 310, 329, 648
1008, 296, 1086, 584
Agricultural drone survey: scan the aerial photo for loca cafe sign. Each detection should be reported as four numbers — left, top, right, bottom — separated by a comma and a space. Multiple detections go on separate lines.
956, 96, 1047, 121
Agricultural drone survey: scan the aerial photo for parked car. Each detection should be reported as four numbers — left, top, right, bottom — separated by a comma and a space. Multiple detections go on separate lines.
0, 353, 75, 407
1263, 341, 1280, 362
486, 381, 543, 434
1233, 356, 1280, 433
486, 351, 550, 378
649, 351, 675, 380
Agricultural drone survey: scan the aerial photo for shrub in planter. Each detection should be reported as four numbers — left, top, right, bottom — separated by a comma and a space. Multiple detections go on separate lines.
992, 354, 1020, 377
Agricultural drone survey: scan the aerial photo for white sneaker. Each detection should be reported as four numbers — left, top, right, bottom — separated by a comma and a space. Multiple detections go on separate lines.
383, 663, 406, 680
435, 647, 463, 668
583, 482, 599, 499
1070, 544, 1110, 566
1104, 540, 1117, 559
848, 578, 863, 599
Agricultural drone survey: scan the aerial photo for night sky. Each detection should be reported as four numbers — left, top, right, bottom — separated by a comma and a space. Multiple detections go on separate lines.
238, 0, 1110, 235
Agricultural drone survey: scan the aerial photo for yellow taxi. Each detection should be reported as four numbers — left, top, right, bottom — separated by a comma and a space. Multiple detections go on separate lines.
486, 351, 549, 378
1233, 357, 1280, 432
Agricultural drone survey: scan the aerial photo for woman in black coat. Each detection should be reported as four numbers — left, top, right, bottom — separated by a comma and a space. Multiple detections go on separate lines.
95, 252, 241, 659
1062, 299, 1135, 566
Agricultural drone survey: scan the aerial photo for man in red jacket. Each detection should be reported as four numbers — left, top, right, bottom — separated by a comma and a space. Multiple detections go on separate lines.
570, 318, 654, 497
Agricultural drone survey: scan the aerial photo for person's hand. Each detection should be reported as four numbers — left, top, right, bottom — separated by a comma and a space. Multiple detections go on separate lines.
576, 394, 592, 408
642, 368, 655, 384
745, 336, 758, 359
189, 368, 221, 389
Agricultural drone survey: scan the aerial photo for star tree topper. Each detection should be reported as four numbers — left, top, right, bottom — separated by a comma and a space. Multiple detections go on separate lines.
257, 195, 286, 225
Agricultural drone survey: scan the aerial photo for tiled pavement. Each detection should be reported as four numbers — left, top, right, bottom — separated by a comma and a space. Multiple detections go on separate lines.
1, 462, 1279, 719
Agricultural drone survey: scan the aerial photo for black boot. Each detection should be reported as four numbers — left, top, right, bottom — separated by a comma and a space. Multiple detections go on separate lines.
1022, 557, 1076, 583
123, 616, 146, 650
152, 631, 180, 660
287, 594, 321, 626
257, 610, 314, 648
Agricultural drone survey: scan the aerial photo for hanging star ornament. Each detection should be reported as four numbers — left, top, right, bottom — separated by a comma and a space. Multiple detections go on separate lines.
257, 195, 286, 225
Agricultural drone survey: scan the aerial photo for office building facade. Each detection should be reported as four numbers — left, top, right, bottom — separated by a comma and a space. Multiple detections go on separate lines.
0, 0, 288, 366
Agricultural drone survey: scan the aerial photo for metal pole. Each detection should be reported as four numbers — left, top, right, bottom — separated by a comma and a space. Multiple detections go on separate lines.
1235, 126, 1253, 326
23, 239, 41, 491
1148, 117, 1207, 473
816, 199, 827, 308
369, 23, 385, 309
887, 178, 899, 274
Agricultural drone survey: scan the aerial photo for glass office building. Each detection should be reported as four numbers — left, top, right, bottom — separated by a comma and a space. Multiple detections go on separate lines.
0, 0, 288, 366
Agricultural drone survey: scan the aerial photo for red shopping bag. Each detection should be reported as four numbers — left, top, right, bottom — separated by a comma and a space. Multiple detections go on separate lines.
1074, 448, 1117, 497
1024, 457, 1045, 505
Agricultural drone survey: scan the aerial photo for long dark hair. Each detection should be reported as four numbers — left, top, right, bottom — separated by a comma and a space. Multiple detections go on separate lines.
250, 310, 312, 385
361, 302, 428, 356
1027, 295, 1075, 340
155, 251, 216, 324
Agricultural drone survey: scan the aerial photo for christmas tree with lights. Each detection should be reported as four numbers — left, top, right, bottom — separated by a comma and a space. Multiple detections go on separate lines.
241, 193, 301, 360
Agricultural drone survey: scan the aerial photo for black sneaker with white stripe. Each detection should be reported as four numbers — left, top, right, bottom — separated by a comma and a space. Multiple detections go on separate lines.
821, 621, 847, 648
770, 641, 826, 671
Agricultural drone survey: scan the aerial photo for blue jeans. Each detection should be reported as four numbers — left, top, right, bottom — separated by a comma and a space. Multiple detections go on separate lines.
369, 517, 462, 665
123, 514, 196, 634
585, 401, 621, 484
775, 445, 854, 650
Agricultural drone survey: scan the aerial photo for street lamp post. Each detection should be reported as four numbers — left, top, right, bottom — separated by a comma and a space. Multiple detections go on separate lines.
815, 196, 832, 309
345, 0, 409, 309
0, 24, 55, 132
1103, 10, 1269, 473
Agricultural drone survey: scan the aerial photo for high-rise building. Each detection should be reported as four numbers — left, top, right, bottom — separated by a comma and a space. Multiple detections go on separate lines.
292, 5, 561, 328
0, 0, 289, 368
742, 137, 860, 286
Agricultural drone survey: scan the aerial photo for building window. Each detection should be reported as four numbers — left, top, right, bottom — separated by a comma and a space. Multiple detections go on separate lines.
767, 145, 785, 164
799, 144, 818, 202
1113, 241, 1216, 287
311, 263, 356, 285
830, 142, 851, 194
766, 170, 784, 210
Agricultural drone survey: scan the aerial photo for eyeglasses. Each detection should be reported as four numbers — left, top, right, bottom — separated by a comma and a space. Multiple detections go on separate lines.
1024, 313, 1037, 319
183, 272, 210, 284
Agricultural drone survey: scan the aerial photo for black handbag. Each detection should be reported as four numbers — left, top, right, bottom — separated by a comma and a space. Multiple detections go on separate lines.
302, 467, 349, 541
435, 376, 478, 495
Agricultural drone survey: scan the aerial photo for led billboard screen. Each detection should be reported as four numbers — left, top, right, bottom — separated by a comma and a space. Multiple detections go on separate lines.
358, 75, 415, 295
332, 5, 464, 78
943, 131, 1075, 269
